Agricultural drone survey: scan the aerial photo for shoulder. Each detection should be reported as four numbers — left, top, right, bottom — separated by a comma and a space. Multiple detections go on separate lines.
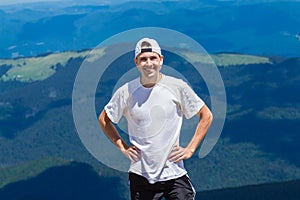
161, 74, 190, 90
112, 77, 140, 97
158, 74, 193, 99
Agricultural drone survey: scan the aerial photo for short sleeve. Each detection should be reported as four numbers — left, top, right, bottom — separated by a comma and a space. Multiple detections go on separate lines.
104, 84, 128, 123
179, 81, 205, 119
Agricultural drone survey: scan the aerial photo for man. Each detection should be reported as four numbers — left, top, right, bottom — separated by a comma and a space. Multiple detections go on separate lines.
99, 38, 213, 199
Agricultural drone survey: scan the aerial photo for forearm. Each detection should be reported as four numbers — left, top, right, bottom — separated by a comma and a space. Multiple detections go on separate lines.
186, 105, 213, 154
98, 110, 129, 151
168, 105, 213, 162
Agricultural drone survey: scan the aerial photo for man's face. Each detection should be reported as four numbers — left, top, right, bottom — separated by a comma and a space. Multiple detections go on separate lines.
134, 52, 163, 78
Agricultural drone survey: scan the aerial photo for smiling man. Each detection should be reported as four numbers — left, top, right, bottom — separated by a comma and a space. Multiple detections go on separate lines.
99, 38, 213, 200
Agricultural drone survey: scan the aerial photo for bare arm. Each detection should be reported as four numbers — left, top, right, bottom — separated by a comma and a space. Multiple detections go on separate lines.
168, 104, 213, 162
98, 109, 140, 162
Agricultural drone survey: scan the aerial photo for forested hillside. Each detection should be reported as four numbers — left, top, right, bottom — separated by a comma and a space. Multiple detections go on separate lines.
0, 50, 299, 197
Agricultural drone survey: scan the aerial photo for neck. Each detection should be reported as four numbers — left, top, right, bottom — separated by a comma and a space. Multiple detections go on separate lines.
140, 73, 162, 88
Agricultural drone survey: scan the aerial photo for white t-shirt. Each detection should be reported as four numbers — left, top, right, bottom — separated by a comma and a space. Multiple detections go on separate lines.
104, 74, 204, 183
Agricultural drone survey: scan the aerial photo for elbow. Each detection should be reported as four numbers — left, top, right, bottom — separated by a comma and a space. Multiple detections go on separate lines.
207, 110, 213, 125
204, 109, 213, 126
98, 110, 108, 129
207, 108, 213, 121
200, 105, 213, 125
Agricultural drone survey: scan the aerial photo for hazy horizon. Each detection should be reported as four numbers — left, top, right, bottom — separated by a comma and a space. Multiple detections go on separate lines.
0, 0, 298, 6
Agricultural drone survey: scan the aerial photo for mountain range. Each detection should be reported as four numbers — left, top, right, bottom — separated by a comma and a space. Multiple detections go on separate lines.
0, 1, 300, 58
0, 1, 299, 199
0, 49, 299, 197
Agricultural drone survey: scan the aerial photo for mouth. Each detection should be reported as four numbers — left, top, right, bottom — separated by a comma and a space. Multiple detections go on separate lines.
143, 66, 154, 73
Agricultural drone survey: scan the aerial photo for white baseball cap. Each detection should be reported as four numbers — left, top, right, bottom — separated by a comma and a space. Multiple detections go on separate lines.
135, 38, 162, 58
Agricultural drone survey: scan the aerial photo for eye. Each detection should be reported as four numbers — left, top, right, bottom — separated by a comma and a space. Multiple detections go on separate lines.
140, 57, 147, 62
150, 56, 159, 61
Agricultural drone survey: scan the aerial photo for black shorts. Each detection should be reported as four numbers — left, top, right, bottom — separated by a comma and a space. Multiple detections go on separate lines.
129, 172, 196, 200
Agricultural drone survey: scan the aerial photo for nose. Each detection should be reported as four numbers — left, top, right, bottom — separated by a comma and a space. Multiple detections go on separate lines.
146, 58, 152, 65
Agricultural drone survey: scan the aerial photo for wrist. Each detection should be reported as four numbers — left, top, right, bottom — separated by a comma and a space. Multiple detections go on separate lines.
116, 139, 129, 151
186, 146, 196, 155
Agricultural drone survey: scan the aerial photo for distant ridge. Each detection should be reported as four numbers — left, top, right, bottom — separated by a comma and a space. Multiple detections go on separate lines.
1, 1, 300, 58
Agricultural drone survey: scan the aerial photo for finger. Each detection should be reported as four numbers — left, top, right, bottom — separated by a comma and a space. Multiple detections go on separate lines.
168, 150, 180, 160
170, 154, 183, 163
128, 152, 139, 162
168, 148, 184, 162
131, 147, 141, 156
128, 152, 138, 161
171, 146, 180, 151
128, 147, 141, 162
132, 145, 141, 152
173, 151, 186, 162
168, 147, 178, 159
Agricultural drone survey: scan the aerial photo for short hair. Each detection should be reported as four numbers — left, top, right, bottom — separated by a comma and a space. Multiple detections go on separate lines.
141, 41, 152, 48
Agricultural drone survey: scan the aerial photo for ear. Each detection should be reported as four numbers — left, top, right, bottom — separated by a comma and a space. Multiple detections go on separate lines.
159, 55, 164, 65
134, 58, 138, 65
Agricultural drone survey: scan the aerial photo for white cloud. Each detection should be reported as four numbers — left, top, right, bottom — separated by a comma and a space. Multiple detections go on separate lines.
7, 45, 17, 50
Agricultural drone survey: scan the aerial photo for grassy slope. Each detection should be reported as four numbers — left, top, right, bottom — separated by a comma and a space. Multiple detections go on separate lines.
0, 50, 271, 82
0, 158, 69, 188
0, 49, 105, 82
182, 52, 272, 67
